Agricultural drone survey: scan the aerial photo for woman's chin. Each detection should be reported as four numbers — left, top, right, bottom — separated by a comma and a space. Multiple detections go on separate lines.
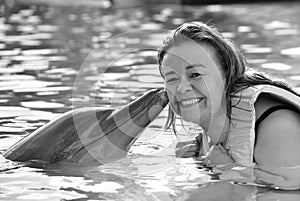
182, 115, 211, 130
180, 112, 201, 124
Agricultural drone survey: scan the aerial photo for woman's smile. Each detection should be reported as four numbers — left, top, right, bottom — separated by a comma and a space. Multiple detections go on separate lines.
180, 97, 203, 108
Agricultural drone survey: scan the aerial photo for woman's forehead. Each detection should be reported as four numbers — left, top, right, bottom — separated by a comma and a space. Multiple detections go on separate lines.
162, 42, 216, 66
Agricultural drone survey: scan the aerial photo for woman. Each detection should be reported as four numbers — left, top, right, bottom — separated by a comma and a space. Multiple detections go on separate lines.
157, 22, 300, 170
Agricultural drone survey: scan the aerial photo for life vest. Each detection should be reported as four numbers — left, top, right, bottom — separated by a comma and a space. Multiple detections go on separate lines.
225, 85, 300, 167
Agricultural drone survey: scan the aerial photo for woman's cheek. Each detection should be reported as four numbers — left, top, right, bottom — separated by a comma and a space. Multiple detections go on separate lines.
165, 83, 180, 113
170, 102, 180, 115
166, 92, 179, 114
165, 84, 175, 99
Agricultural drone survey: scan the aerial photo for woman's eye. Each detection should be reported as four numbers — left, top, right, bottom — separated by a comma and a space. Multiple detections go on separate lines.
190, 73, 202, 78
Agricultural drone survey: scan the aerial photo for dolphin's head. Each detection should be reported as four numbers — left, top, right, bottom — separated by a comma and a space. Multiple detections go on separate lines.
101, 88, 169, 143
68, 88, 169, 164
119, 88, 169, 126
2, 89, 169, 165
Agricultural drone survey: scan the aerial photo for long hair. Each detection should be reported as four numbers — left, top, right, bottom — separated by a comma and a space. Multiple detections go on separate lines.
158, 21, 299, 132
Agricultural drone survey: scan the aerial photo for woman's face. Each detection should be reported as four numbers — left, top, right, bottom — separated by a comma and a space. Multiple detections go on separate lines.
161, 41, 226, 128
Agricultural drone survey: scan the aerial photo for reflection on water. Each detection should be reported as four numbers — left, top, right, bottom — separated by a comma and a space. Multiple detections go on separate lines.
1, 1, 300, 200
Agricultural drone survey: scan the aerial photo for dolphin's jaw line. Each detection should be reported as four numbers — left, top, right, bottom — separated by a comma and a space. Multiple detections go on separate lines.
70, 89, 168, 163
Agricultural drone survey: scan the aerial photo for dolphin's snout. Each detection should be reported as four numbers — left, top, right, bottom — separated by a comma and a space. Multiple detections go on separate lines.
147, 89, 169, 121
151, 88, 169, 106
159, 89, 169, 106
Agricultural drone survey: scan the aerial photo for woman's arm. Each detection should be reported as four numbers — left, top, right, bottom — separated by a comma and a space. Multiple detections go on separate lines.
254, 109, 300, 189
254, 109, 300, 167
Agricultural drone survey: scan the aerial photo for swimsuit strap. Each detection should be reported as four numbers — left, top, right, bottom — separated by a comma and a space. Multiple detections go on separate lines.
255, 105, 296, 133
254, 104, 296, 163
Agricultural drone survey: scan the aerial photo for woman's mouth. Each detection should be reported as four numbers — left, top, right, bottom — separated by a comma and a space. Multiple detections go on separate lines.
180, 98, 203, 108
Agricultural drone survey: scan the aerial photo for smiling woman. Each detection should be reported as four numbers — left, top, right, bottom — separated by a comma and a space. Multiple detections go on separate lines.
161, 41, 226, 130
158, 21, 300, 189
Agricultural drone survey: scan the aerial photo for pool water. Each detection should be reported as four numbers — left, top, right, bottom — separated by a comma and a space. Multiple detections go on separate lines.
0, 1, 300, 200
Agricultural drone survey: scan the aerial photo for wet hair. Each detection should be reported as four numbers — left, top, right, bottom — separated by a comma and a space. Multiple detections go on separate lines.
157, 21, 299, 132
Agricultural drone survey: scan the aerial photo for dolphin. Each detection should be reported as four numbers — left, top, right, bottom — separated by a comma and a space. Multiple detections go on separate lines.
3, 88, 168, 164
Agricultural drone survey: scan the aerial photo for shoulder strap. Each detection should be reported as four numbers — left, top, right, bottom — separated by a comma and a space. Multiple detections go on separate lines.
255, 104, 296, 133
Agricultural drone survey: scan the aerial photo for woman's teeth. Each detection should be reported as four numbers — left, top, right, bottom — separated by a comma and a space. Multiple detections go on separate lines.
181, 98, 202, 106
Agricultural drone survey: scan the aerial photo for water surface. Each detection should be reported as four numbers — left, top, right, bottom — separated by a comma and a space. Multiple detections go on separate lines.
0, 1, 300, 200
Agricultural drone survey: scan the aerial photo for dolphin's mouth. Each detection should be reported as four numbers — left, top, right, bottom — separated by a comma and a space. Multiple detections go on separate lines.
71, 88, 169, 161
125, 88, 168, 122
103, 88, 168, 135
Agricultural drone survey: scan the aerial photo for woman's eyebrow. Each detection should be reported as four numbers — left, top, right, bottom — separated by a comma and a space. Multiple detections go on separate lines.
185, 64, 205, 70
164, 71, 176, 77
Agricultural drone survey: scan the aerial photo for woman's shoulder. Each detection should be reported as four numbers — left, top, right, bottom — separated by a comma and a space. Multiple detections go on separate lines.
254, 99, 300, 166
257, 107, 300, 131
254, 92, 300, 137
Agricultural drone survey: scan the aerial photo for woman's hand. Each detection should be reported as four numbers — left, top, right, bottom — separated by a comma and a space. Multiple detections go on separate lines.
175, 135, 202, 158
205, 144, 235, 166
175, 136, 235, 167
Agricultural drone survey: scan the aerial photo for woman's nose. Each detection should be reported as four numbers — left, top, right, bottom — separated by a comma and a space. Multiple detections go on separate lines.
176, 78, 192, 94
